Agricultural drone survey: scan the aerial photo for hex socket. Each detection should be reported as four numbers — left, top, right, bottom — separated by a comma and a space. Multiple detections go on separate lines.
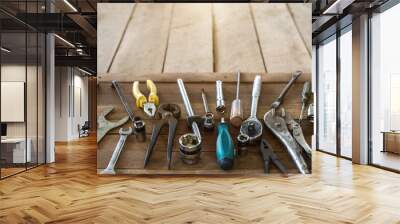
215, 80, 225, 113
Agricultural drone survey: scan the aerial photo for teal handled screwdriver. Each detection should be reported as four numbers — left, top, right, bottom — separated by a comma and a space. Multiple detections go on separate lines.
216, 117, 235, 170
215, 80, 235, 170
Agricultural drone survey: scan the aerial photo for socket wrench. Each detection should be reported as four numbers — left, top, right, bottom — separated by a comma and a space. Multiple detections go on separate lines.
230, 72, 243, 128
240, 75, 263, 144
177, 79, 202, 164
216, 80, 226, 113
201, 88, 215, 131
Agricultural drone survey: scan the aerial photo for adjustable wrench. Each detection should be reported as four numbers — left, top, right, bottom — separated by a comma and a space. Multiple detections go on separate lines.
100, 127, 132, 175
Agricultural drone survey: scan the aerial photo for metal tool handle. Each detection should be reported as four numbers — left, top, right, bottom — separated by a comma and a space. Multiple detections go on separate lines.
112, 81, 135, 122
235, 71, 241, 99
250, 75, 262, 118
177, 79, 201, 141
271, 71, 302, 109
201, 88, 210, 113
101, 128, 131, 174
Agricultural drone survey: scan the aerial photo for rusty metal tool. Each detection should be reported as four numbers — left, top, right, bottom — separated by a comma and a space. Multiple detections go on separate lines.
144, 104, 180, 169
201, 88, 215, 131
97, 106, 129, 143
112, 80, 146, 141
260, 139, 288, 176
299, 81, 312, 121
100, 127, 132, 175
263, 71, 310, 174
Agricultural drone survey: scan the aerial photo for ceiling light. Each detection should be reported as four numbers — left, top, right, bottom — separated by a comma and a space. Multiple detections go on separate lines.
77, 67, 94, 76
323, 0, 355, 15
1, 47, 11, 53
63, 0, 78, 12
54, 34, 75, 48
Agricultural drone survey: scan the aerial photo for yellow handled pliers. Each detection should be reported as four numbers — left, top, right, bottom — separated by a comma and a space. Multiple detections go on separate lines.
132, 80, 159, 117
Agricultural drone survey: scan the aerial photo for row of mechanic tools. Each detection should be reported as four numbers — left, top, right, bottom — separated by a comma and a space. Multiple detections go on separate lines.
98, 71, 314, 175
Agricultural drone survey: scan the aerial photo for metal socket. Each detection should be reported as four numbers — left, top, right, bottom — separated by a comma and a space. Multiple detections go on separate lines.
133, 118, 146, 142
178, 133, 202, 165
237, 133, 250, 156
203, 112, 215, 131
216, 80, 225, 113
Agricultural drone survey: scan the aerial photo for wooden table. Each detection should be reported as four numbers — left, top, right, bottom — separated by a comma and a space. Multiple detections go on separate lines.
97, 73, 312, 175
381, 131, 400, 154
96, 3, 312, 175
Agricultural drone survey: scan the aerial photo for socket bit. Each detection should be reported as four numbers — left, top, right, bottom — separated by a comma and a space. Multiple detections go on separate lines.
216, 80, 226, 113
230, 72, 243, 128
201, 88, 215, 131
237, 133, 250, 156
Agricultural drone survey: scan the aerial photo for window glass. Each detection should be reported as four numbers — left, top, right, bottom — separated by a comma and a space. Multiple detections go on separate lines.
317, 36, 337, 154
371, 3, 400, 171
339, 28, 352, 158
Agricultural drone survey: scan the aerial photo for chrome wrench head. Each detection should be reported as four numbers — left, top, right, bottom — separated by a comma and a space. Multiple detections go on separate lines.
240, 75, 262, 144
240, 118, 263, 144
100, 127, 133, 175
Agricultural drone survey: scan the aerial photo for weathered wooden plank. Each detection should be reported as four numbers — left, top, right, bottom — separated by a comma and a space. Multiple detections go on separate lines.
109, 4, 173, 74
163, 4, 213, 73
97, 3, 135, 74
251, 4, 311, 74
98, 72, 311, 83
287, 3, 312, 55
213, 3, 265, 73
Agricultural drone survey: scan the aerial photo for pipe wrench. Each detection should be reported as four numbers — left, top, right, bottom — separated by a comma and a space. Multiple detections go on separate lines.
133, 80, 159, 117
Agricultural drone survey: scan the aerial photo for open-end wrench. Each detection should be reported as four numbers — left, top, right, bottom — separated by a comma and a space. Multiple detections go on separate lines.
100, 127, 132, 175
270, 71, 302, 109
112, 80, 146, 141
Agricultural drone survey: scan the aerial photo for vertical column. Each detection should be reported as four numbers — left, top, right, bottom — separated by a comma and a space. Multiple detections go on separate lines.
46, 1, 55, 163
352, 14, 369, 164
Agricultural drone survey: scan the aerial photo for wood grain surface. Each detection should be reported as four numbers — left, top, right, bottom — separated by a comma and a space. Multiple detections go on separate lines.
2, 137, 400, 223
97, 73, 312, 175
97, 3, 311, 81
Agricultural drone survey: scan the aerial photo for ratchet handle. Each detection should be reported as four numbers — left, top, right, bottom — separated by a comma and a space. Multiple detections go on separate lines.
146, 80, 159, 106
250, 75, 262, 117
252, 75, 262, 97
133, 81, 147, 108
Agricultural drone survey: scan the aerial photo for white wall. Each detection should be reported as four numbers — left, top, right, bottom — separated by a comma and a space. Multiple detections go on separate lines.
54, 67, 89, 141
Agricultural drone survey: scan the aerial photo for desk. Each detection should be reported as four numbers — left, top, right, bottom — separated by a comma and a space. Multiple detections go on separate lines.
1, 138, 32, 164
382, 131, 400, 154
